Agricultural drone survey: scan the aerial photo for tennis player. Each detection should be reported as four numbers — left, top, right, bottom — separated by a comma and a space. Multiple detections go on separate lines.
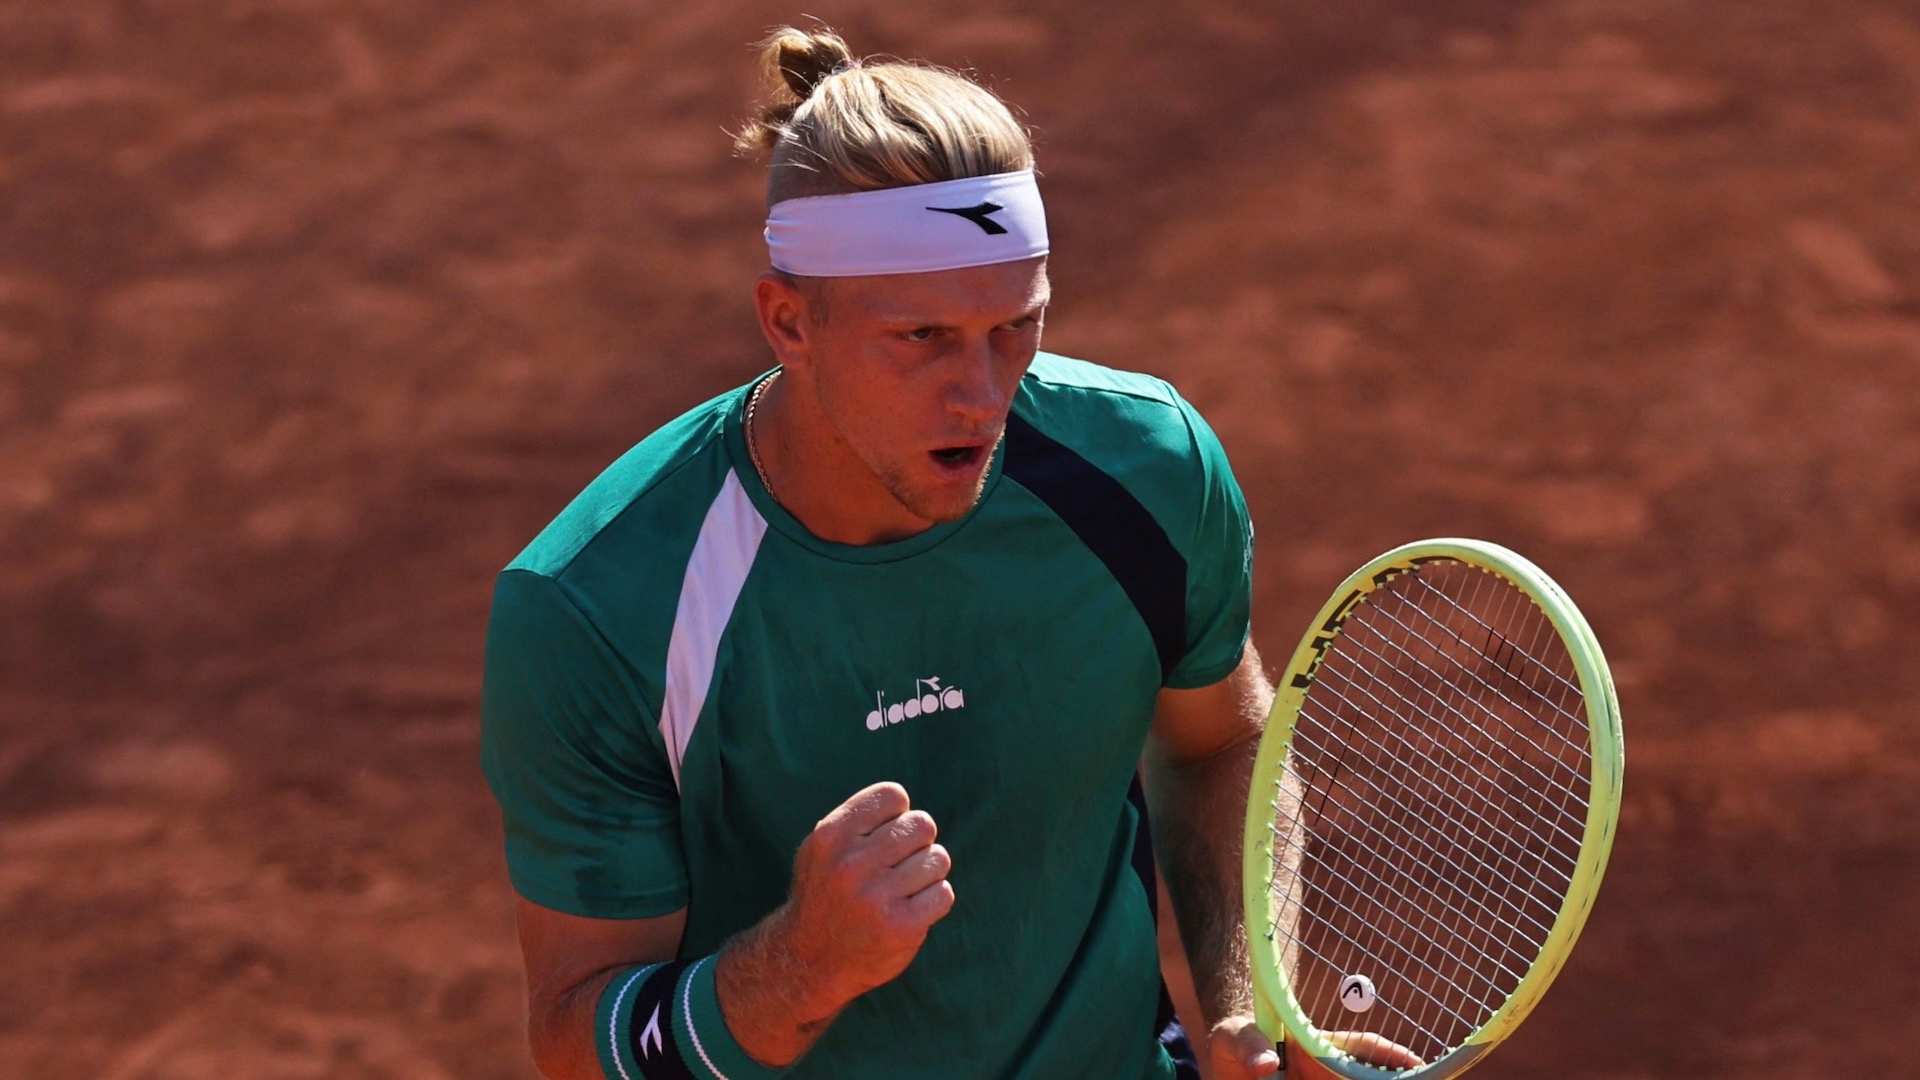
482, 26, 1417, 1080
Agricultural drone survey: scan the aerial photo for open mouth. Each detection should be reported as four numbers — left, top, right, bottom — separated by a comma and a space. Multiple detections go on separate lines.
929, 444, 986, 472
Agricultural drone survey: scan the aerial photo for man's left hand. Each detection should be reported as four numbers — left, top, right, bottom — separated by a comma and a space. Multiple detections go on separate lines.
1207, 1015, 1282, 1078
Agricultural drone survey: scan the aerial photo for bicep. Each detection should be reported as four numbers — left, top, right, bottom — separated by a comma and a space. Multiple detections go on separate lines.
1149, 641, 1272, 765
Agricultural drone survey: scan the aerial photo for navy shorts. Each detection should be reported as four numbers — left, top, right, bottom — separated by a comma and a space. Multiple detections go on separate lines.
1159, 1017, 1203, 1080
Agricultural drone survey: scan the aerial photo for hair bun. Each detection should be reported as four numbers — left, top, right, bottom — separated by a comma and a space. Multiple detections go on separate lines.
732, 22, 1034, 196
762, 26, 854, 101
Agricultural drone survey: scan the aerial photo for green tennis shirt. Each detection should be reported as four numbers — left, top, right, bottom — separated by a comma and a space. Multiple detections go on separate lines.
482, 352, 1254, 1079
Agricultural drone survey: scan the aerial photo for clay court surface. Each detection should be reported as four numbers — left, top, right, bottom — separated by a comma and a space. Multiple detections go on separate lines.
3, 2, 1917, 1076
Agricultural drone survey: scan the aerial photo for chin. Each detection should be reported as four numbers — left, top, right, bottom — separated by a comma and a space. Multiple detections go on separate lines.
903, 491, 980, 524
895, 476, 990, 524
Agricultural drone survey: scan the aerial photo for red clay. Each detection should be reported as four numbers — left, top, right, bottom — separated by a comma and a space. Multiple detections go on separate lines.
2, 2, 1916, 1076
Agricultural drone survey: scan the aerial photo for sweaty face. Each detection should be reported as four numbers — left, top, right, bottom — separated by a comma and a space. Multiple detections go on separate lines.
805, 257, 1048, 525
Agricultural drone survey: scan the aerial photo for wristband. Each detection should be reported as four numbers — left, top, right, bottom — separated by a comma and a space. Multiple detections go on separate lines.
594, 956, 788, 1080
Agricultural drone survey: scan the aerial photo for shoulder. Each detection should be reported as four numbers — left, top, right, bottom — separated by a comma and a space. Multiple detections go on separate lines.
1021, 351, 1185, 410
491, 381, 755, 707
506, 383, 745, 583
1012, 351, 1212, 463
1006, 351, 1228, 545
1009, 351, 1221, 508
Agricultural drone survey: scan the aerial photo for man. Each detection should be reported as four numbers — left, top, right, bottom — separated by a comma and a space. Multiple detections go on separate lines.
481, 26, 1418, 1080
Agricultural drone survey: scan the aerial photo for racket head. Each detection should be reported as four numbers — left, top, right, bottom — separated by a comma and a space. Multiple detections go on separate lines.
1242, 538, 1624, 1079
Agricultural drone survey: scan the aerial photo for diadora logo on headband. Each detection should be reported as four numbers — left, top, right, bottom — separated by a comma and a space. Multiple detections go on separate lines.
926, 201, 1009, 235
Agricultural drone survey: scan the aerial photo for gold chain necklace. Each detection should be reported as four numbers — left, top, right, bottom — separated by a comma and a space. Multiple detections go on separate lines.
745, 369, 780, 500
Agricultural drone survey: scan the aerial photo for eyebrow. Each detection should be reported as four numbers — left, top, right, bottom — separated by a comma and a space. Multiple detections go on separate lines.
871, 292, 1051, 326
1006, 296, 1050, 321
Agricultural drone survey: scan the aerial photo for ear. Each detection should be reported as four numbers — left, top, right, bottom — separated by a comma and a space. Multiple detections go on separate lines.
754, 272, 820, 373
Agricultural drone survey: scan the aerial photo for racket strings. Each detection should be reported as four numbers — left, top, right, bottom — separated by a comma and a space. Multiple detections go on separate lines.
1357, 565, 1586, 1054
1266, 800, 1534, 986
1372, 586, 1592, 786
1272, 737, 1549, 958
1355, 598, 1591, 801
1295, 575, 1581, 919
1312, 565, 1582, 1059
1281, 710, 1560, 943
1312, 647, 1584, 882
1278, 774, 1497, 1033
1272, 888, 1485, 1033
1380, 572, 1590, 776
1405, 574, 1587, 709
1305, 670, 1579, 884
1268, 561, 1591, 1068
1351, 577, 1578, 1050
1271, 734, 1548, 1050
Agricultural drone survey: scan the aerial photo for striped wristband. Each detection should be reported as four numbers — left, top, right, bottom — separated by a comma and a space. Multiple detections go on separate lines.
594, 956, 787, 1080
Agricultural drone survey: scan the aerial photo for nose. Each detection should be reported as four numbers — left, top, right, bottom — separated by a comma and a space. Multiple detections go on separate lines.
945, 339, 1008, 428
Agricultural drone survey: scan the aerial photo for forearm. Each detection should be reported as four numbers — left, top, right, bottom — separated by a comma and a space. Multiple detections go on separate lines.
1143, 730, 1262, 1027
714, 903, 851, 1067
532, 906, 844, 1079
530, 966, 625, 1080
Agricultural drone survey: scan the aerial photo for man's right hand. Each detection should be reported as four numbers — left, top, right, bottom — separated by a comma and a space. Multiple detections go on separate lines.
710, 781, 954, 1068
778, 781, 956, 1018
1285, 1030, 1426, 1077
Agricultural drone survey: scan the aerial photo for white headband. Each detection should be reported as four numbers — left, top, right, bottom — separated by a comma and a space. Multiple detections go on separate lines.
764, 169, 1048, 277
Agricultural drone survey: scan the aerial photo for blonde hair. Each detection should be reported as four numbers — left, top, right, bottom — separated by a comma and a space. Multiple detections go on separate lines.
734, 25, 1036, 207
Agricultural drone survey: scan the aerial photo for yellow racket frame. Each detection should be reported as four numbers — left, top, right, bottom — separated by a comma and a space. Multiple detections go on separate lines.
1242, 538, 1624, 1079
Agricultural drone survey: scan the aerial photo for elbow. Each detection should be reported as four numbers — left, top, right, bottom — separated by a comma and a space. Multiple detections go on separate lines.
524, 1017, 561, 1080
525, 1000, 593, 1080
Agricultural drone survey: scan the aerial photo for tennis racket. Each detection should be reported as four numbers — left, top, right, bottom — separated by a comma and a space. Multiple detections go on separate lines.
1242, 538, 1623, 1078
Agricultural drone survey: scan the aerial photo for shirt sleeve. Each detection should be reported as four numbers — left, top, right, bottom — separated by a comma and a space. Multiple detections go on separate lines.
1163, 395, 1255, 689
480, 568, 690, 918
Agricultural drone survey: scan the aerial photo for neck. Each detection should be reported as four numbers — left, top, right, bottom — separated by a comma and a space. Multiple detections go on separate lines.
750, 370, 937, 546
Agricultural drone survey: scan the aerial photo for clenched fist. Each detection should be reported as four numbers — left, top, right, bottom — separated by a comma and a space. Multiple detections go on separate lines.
780, 782, 956, 1011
